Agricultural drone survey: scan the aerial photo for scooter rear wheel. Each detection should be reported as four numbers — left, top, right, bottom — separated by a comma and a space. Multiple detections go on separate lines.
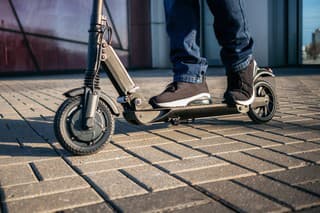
248, 77, 277, 123
54, 96, 114, 155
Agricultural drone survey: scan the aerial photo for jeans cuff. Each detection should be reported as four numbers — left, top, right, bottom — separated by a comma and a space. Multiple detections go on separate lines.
173, 58, 207, 83
174, 75, 202, 83
228, 55, 253, 72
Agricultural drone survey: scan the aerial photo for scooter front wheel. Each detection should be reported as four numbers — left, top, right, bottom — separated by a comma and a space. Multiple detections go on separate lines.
54, 96, 114, 155
248, 77, 277, 123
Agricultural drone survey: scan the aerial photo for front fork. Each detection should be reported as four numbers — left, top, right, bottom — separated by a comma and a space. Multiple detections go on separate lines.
82, 0, 138, 129
82, 0, 105, 129
82, 88, 100, 128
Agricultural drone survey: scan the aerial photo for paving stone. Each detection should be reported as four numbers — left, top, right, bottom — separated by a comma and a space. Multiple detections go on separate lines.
282, 116, 313, 123
295, 150, 320, 163
129, 146, 179, 163
236, 175, 320, 210
199, 142, 258, 155
291, 131, 320, 142
218, 152, 284, 174
297, 181, 320, 196
199, 181, 288, 212
157, 157, 228, 174
171, 201, 234, 213
67, 150, 131, 165
296, 206, 320, 213
309, 124, 320, 130
32, 158, 76, 180
244, 149, 306, 169
76, 157, 145, 174
270, 142, 320, 155
205, 125, 246, 134
112, 133, 158, 143
1, 176, 88, 201
180, 137, 236, 148
156, 130, 198, 142
230, 134, 283, 147
112, 186, 211, 213
155, 143, 206, 159
175, 127, 218, 139
214, 127, 259, 137
176, 164, 254, 185
250, 132, 303, 144
119, 137, 172, 149
266, 165, 320, 185
292, 119, 320, 127
246, 123, 279, 131
0, 164, 37, 187
63, 202, 114, 213
123, 165, 186, 192
0, 143, 28, 158
267, 126, 312, 136
97, 143, 121, 152
265, 120, 297, 129
194, 124, 241, 133
0, 147, 58, 166
4, 188, 102, 213
148, 124, 190, 134
86, 170, 147, 200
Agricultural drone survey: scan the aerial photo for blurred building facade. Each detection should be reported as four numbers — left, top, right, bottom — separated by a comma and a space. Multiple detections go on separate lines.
313, 28, 320, 44
0, 0, 316, 74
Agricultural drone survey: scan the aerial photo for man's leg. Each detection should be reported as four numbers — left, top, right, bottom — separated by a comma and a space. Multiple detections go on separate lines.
150, 0, 211, 108
206, 0, 256, 106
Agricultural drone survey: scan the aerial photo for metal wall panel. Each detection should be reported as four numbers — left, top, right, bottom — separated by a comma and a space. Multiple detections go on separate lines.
0, 0, 138, 73
0, 31, 36, 72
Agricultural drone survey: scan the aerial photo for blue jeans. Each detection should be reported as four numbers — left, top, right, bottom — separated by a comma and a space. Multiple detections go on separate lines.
164, 0, 254, 83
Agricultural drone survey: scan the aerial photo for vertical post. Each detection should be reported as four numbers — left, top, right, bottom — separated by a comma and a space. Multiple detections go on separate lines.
287, 0, 300, 65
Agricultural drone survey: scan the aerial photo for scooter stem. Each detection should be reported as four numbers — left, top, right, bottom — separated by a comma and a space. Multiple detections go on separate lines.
82, 0, 104, 129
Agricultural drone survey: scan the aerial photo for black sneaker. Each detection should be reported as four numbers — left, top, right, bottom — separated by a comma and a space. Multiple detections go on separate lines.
224, 60, 257, 106
149, 80, 211, 108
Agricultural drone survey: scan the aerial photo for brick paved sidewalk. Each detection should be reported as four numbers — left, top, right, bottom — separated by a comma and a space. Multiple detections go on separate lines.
0, 69, 320, 212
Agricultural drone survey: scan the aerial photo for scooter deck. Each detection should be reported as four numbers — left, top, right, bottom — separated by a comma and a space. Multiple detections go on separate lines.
125, 96, 267, 125
126, 103, 239, 124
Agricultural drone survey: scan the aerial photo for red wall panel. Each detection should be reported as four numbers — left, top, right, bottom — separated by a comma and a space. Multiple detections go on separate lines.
27, 35, 87, 71
0, 31, 35, 72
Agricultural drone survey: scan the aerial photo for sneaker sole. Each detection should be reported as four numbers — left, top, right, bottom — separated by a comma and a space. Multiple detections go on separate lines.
155, 93, 211, 108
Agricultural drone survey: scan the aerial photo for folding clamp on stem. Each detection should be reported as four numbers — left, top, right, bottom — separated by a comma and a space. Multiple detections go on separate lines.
100, 40, 108, 61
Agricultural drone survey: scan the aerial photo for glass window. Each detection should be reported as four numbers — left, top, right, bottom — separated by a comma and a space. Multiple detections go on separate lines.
302, 0, 320, 64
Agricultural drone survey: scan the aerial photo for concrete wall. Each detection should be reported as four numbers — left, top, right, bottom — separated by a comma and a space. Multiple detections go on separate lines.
150, 0, 170, 68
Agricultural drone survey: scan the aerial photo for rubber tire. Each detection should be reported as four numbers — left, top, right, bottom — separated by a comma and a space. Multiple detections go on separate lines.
248, 77, 277, 124
54, 96, 114, 155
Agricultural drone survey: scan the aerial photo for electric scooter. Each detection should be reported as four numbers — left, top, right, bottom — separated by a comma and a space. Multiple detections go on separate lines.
54, 0, 277, 155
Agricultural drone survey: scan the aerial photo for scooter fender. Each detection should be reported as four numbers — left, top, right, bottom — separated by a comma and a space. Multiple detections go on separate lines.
254, 68, 275, 82
63, 87, 120, 116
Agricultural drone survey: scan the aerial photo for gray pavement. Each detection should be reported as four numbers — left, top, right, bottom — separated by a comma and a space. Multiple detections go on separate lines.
0, 68, 320, 212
